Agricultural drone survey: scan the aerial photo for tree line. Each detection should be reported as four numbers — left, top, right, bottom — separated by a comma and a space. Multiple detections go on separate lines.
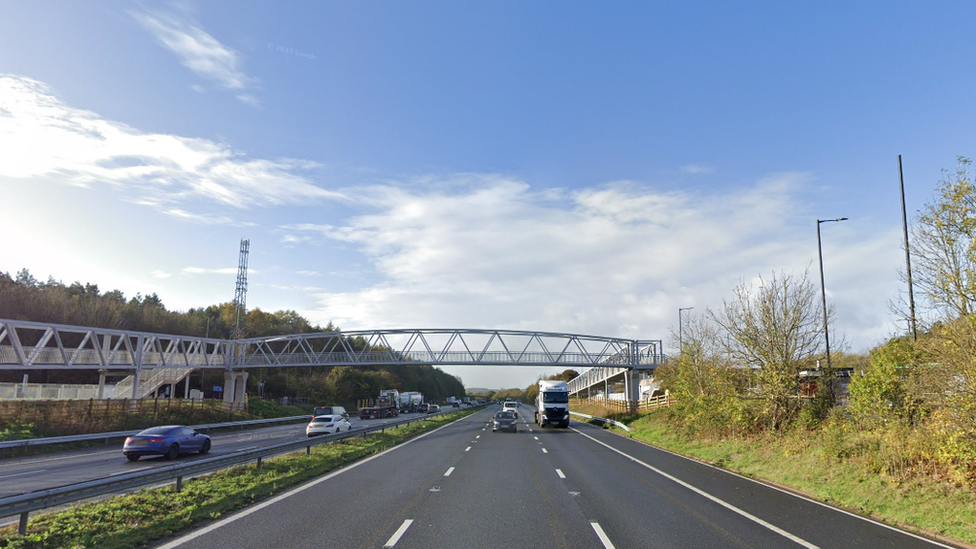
0, 271, 465, 406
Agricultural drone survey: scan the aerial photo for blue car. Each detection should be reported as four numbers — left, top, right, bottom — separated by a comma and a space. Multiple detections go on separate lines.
123, 425, 211, 461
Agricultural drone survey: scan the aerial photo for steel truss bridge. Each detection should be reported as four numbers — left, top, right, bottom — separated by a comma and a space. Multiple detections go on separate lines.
0, 318, 664, 405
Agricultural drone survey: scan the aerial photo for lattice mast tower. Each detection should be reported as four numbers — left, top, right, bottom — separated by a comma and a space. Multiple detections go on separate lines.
232, 239, 249, 340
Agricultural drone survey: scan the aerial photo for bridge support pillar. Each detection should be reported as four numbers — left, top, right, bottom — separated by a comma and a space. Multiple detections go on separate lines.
223, 371, 249, 410
97, 370, 106, 400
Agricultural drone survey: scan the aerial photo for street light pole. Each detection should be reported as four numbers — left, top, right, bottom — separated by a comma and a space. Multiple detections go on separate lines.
678, 307, 694, 358
816, 217, 848, 374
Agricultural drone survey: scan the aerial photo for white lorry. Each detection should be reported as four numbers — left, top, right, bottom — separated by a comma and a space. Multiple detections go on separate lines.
534, 379, 570, 428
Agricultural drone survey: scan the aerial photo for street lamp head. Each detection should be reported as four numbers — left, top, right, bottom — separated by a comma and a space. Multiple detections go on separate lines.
818, 217, 849, 224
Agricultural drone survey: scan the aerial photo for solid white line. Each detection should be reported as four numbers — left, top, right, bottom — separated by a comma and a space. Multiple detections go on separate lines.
154, 419, 461, 549
18, 450, 110, 464
444, 467, 455, 477
0, 469, 47, 480
542, 448, 548, 454
556, 469, 566, 479
383, 519, 414, 547
573, 425, 958, 549
590, 521, 616, 549
573, 428, 820, 549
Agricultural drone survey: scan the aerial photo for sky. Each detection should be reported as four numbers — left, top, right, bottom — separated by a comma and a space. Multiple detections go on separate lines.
2, 1, 976, 390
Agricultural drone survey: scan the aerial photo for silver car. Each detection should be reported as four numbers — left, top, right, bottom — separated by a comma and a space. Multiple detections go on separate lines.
493, 411, 517, 433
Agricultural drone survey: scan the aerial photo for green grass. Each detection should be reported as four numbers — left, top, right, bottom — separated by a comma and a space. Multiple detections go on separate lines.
0, 410, 476, 549
618, 410, 976, 546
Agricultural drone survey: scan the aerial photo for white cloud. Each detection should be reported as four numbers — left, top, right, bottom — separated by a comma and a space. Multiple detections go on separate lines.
681, 164, 713, 174
130, 8, 259, 104
0, 75, 346, 209
296, 270, 321, 276
151, 270, 172, 279
292, 174, 902, 355
164, 208, 257, 227
182, 267, 243, 275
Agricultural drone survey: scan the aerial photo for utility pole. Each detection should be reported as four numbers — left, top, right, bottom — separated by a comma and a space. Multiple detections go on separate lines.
899, 155, 918, 341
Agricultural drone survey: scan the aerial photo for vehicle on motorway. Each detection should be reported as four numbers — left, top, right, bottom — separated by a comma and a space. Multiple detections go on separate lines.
306, 414, 352, 436
360, 389, 401, 419
492, 411, 517, 432
123, 425, 211, 461
313, 405, 349, 420
417, 403, 430, 413
502, 401, 519, 417
398, 391, 425, 413
452, 401, 460, 408
535, 379, 570, 428
427, 404, 441, 413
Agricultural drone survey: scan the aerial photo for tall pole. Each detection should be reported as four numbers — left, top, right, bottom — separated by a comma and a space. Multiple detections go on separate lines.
899, 155, 918, 341
817, 217, 848, 373
678, 307, 694, 358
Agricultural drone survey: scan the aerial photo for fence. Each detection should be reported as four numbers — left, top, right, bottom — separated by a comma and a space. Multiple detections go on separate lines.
572, 393, 675, 413
0, 382, 113, 401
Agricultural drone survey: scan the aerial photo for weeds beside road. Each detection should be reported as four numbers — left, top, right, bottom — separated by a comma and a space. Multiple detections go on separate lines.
573, 402, 976, 547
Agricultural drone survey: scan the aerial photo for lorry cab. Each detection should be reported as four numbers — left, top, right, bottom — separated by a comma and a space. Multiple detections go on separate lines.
535, 380, 570, 428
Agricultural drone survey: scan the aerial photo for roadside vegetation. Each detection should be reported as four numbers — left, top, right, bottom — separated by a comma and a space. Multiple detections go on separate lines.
0, 409, 476, 549
568, 158, 976, 546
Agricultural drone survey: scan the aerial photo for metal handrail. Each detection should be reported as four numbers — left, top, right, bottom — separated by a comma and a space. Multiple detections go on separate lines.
0, 415, 312, 450
0, 407, 467, 534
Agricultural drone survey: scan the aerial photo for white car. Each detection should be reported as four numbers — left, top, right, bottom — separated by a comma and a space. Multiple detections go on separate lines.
306, 414, 352, 437
502, 401, 519, 418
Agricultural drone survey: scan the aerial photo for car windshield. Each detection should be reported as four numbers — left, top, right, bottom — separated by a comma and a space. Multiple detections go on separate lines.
311, 416, 334, 423
139, 426, 176, 435
542, 392, 569, 404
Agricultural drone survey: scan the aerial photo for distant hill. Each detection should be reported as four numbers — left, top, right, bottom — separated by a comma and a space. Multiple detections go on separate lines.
466, 387, 495, 395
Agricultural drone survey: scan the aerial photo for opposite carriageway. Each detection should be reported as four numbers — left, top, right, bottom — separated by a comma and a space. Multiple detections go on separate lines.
0, 318, 664, 404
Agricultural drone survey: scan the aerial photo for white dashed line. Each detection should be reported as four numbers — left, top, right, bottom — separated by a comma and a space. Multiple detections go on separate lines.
0, 469, 48, 480
383, 519, 414, 547
444, 467, 455, 477
465, 446, 471, 452
556, 469, 566, 479
590, 521, 616, 549
542, 448, 548, 454
533, 436, 539, 440
476, 435, 480, 439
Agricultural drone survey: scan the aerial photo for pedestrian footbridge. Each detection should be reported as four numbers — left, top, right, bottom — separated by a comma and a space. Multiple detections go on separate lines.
0, 318, 664, 407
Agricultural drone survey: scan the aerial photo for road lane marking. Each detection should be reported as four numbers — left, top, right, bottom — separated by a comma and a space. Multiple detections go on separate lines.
444, 467, 455, 477
16, 451, 111, 464
542, 448, 548, 454
574, 429, 821, 549
0, 469, 48, 480
383, 519, 414, 547
534, 436, 539, 440
475, 435, 480, 439
465, 446, 471, 452
154, 416, 463, 549
590, 521, 616, 549
556, 469, 566, 479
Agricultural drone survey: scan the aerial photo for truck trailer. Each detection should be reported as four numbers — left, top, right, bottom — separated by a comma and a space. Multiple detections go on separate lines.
360, 389, 401, 419
398, 391, 424, 413
535, 380, 570, 428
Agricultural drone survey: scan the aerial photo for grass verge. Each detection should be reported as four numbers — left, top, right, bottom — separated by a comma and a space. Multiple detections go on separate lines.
0, 410, 476, 549
590, 406, 976, 547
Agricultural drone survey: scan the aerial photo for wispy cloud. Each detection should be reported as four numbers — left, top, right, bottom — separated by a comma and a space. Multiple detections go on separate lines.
681, 164, 713, 174
164, 208, 257, 227
297, 270, 321, 276
151, 270, 172, 279
130, 8, 259, 105
182, 267, 250, 275
289, 174, 902, 352
0, 75, 346, 210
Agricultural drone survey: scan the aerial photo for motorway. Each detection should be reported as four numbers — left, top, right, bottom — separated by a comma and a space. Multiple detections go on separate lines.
0, 413, 410, 499
145, 406, 958, 549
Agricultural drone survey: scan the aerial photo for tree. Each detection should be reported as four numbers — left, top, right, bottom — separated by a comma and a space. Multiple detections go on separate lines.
710, 270, 824, 429
910, 157, 976, 319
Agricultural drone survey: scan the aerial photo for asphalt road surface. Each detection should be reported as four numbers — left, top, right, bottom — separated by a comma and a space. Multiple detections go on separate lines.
0, 413, 412, 498
149, 406, 959, 549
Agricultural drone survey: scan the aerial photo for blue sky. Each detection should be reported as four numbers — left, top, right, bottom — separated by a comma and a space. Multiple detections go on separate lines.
2, 1, 975, 389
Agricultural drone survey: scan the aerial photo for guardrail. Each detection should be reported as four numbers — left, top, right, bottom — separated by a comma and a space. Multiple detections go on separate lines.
0, 415, 312, 450
570, 411, 631, 432
0, 406, 477, 535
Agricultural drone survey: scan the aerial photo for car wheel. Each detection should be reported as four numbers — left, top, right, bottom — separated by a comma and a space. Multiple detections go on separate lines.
200, 439, 211, 455
126, 454, 140, 462
165, 443, 179, 460
336, 428, 341, 434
